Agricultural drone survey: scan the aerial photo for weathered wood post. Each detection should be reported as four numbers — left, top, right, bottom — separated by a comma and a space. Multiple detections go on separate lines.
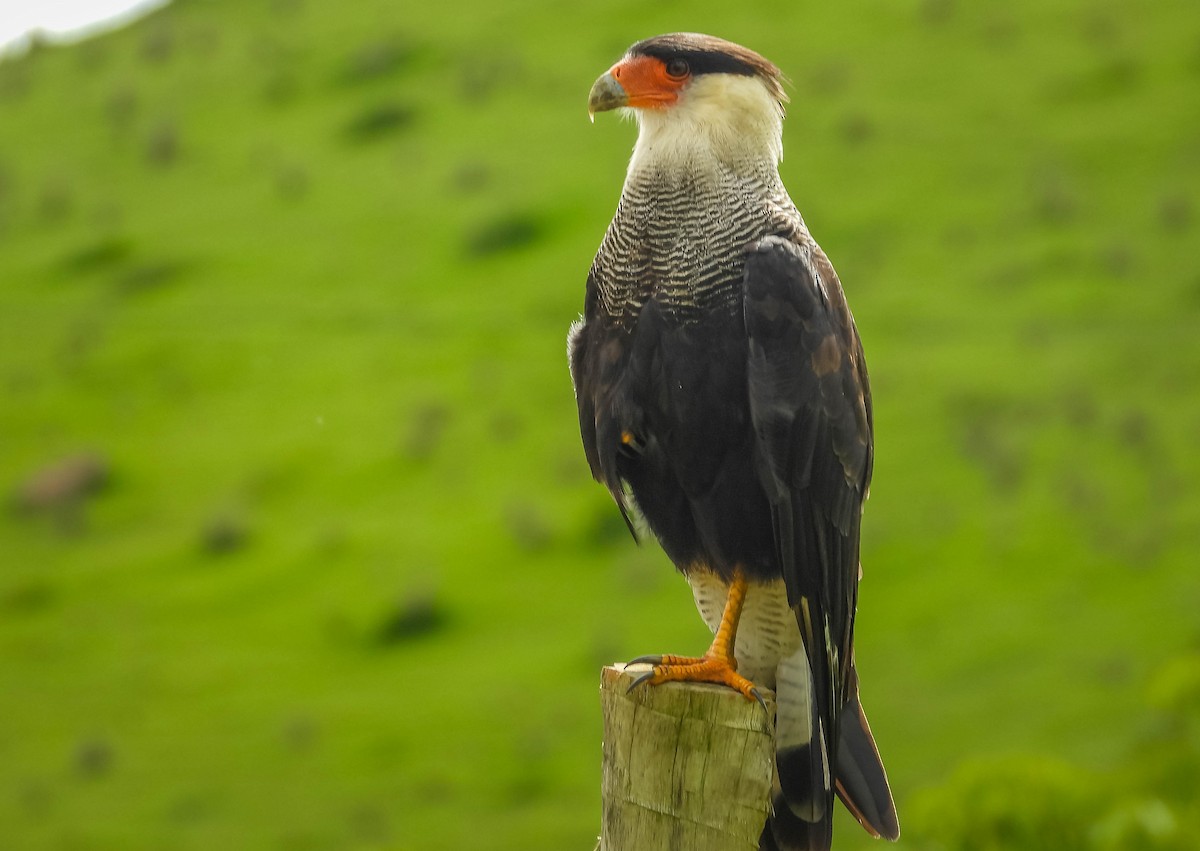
598, 663, 776, 851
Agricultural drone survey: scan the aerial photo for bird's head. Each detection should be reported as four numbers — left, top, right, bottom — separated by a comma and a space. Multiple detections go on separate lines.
588, 33, 788, 173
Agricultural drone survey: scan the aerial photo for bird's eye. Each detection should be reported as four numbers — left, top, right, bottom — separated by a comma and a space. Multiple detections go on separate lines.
665, 58, 690, 79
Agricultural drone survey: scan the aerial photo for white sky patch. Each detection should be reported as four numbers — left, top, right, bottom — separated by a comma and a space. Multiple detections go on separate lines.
0, 0, 171, 56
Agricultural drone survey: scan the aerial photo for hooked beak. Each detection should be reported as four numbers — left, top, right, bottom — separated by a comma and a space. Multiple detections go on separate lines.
587, 55, 688, 122
587, 71, 627, 122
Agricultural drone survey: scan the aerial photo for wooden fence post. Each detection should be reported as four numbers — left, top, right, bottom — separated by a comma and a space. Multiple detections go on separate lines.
598, 663, 776, 851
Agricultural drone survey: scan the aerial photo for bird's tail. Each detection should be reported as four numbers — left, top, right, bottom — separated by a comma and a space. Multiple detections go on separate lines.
759, 791, 832, 851
760, 647, 834, 851
834, 669, 899, 841
760, 659, 898, 850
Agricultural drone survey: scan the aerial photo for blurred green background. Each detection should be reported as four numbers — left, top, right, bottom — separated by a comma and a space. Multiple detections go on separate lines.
2, 0, 1199, 849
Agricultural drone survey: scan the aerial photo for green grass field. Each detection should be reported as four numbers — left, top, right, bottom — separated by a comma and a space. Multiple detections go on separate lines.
2, 1, 1199, 848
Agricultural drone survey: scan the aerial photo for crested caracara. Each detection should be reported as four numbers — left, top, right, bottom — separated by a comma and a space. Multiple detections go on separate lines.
568, 33, 899, 851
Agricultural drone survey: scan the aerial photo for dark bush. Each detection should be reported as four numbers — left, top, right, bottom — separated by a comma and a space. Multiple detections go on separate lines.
504, 501, 553, 552
201, 512, 249, 556
114, 260, 188, 295
401, 403, 451, 462
141, 24, 174, 64
105, 85, 138, 134
342, 102, 416, 142
145, 120, 180, 165
11, 452, 109, 515
63, 237, 134, 274
911, 756, 1098, 851
373, 590, 448, 646
465, 212, 543, 258
74, 738, 114, 779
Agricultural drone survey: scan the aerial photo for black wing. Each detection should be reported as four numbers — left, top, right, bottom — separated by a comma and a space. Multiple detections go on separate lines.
567, 268, 641, 539
743, 235, 874, 849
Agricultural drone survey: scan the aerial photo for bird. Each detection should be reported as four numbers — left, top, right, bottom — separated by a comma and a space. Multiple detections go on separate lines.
568, 33, 899, 850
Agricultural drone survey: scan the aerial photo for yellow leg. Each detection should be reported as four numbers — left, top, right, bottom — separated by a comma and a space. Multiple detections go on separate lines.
628, 571, 765, 709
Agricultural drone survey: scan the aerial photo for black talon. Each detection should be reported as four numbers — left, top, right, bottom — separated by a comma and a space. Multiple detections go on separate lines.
627, 654, 664, 666
626, 669, 658, 693
750, 686, 768, 714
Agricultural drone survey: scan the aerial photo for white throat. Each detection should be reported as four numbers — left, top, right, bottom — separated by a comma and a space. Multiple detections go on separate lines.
627, 74, 785, 181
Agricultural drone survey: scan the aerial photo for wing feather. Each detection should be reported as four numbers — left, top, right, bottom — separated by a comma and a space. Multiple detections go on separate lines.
744, 235, 874, 847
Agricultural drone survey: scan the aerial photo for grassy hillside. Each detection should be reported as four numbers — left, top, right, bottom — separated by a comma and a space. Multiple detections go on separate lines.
1, 0, 1198, 848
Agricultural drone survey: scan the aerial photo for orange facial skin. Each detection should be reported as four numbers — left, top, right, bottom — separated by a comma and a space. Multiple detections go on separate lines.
607, 54, 691, 109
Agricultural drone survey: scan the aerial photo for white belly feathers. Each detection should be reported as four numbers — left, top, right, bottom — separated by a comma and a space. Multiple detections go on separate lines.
687, 570, 803, 688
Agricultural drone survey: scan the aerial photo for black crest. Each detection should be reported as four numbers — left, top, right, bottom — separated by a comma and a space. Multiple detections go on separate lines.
629, 32, 787, 103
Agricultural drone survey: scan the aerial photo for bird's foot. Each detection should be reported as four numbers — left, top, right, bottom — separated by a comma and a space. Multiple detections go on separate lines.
626, 653, 767, 712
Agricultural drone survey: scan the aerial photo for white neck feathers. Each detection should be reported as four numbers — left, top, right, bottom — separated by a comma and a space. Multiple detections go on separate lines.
626, 74, 785, 180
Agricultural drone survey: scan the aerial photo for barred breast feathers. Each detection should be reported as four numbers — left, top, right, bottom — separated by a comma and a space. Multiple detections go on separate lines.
590, 73, 807, 322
